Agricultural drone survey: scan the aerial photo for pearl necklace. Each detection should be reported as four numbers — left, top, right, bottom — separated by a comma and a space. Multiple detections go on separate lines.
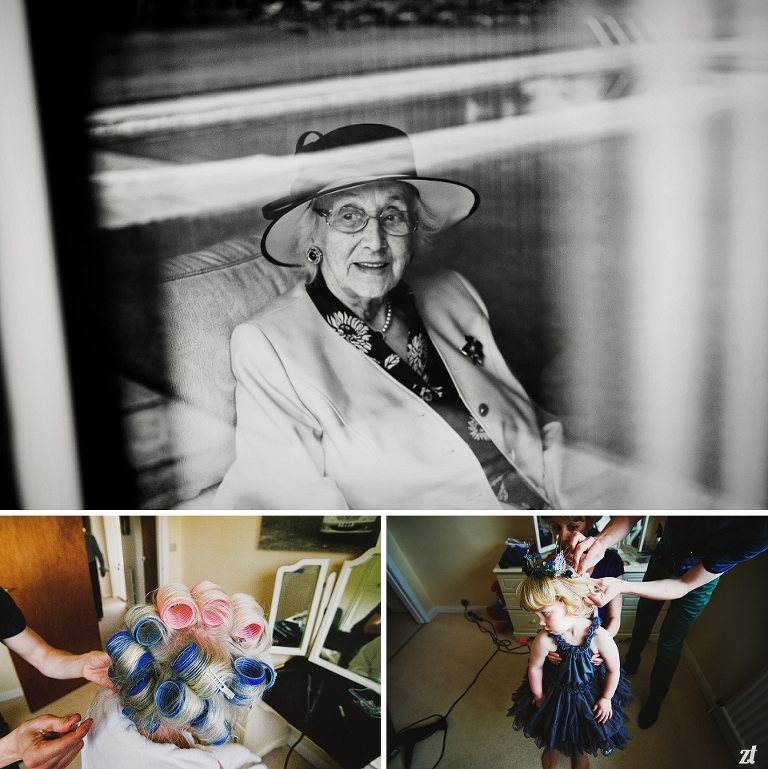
379, 300, 392, 336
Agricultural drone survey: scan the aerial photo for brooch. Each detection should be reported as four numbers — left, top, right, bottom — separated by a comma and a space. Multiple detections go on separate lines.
460, 335, 485, 366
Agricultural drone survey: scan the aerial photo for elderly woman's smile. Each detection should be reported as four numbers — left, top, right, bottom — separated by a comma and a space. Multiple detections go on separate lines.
312, 182, 415, 320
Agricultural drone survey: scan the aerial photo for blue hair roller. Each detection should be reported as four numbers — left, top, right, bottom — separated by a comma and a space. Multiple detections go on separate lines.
106, 631, 133, 657
233, 657, 267, 687
190, 700, 232, 745
132, 616, 166, 648
205, 721, 232, 746
155, 680, 186, 719
107, 631, 153, 678
172, 643, 205, 681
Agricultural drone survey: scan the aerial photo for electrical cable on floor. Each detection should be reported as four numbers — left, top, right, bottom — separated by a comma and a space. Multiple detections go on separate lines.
390, 605, 530, 769
284, 675, 325, 769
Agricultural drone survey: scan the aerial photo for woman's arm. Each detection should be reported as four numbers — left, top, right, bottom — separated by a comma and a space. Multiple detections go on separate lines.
592, 627, 620, 723
590, 561, 721, 607
600, 576, 624, 637
4, 629, 112, 689
215, 323, 350, 509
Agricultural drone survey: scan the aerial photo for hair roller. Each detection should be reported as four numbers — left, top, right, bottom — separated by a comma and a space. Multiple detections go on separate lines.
156, 584, 200, 630
172, 643, 237, 700
122, 673, 156, 713
190, 699, 232, 745
155, 680, 205, 727
230, 657, 276, 706
191, 581, 234, 630
106, 631, 154, 687
125, 604, 169, 648
230, 593, 268, 651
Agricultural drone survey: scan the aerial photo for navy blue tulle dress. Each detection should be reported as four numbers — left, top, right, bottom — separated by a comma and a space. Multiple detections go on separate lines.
507, 614, 633, 758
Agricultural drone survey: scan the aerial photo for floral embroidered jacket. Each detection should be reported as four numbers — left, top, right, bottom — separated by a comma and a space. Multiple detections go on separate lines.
214, 269, 566, 510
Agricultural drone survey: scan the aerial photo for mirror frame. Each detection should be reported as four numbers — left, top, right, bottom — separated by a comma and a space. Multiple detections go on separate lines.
533, 515, 556, 554
618, 516, 650, 558
268, 558, 329, 657
308, 547, 381, 694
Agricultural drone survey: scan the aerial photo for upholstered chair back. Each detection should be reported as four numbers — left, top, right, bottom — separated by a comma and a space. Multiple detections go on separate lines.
158, 235, 311, 503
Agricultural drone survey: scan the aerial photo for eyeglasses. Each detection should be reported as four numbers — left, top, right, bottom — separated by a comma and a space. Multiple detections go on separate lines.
314, 204, 418, 236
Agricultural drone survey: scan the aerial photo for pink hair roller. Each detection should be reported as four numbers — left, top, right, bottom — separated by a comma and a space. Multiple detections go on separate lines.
156, 583, 199, 629
230, 593, 266, 643
191, 581, 233, 629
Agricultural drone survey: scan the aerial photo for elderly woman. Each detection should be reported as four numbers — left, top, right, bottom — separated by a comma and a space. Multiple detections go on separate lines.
82, 582, 270, 769
215, 123, 566, 509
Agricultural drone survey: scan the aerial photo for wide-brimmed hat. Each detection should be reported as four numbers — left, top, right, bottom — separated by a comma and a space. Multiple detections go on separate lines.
261, 123, 480, 266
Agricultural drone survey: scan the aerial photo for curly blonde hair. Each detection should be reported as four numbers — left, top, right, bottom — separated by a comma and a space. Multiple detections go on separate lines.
516, 573, 596, 618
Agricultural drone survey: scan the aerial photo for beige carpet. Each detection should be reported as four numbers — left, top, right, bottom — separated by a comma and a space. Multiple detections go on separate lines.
387, 612, 734, 769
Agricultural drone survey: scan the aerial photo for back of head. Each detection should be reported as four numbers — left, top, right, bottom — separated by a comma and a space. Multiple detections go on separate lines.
106, 581, 273, 745
516, 572, 595, 619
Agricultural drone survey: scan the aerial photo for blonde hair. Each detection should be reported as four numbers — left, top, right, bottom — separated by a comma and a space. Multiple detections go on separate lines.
516, 573, 595, 619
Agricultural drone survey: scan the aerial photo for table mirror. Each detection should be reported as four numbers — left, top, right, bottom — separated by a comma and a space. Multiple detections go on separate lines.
268, 558, 329, 656
308, 548, 381, 693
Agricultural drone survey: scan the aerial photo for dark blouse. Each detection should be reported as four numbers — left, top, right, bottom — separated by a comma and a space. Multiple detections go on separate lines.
307, 272, 550, 509
590, 548, 625, 625
0, 587, 27, 640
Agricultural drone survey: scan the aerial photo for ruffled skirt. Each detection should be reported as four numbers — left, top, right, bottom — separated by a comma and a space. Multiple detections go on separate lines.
507, 664, 633, 758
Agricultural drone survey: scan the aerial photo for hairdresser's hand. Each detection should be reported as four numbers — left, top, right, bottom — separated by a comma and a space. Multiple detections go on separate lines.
591, 652, 604, 667
569, 532, 606, 575
546, 650, 562, 665
12, 714, 92, 769
79, 651, 115, 690
586, 578, 624, 609
593, 698, 612, 724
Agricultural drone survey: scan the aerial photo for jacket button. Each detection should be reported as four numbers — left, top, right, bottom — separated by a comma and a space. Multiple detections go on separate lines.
478, 403, 489, 416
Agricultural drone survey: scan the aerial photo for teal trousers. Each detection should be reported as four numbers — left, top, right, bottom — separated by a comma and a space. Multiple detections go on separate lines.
624, 545, 719, 699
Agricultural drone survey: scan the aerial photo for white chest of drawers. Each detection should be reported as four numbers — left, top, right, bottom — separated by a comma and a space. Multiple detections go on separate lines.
493, 554, 667, 641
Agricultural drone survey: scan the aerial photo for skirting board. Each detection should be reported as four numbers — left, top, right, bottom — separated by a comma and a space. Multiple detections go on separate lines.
682, 644, 740, 755
434, 606, 484, 616
0, 687, 23, 703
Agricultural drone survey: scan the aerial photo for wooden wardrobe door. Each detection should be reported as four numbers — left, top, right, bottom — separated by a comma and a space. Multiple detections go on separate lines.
0, 515, 102, 711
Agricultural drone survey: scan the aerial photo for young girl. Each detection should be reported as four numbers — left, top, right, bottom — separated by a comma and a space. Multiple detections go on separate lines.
507, 554, 633, 769
547, 516, 625, 637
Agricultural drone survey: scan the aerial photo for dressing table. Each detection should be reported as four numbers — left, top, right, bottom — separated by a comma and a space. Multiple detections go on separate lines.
242, 549, 381, 769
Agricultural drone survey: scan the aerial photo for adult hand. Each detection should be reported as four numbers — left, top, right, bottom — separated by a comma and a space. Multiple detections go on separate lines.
586, 578, 624, 608
569, 531, 606, 575
14, 714, 92, 769
546, 650, 562, 665
80, 651, 115, 690
590, 652, 604, 667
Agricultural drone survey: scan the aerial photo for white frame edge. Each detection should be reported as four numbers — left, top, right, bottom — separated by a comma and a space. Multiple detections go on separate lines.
268, 558, 330, 657
308, 547, 381, 694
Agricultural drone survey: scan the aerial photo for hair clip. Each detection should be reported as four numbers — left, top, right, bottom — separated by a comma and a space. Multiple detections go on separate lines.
523, 551, 574, 578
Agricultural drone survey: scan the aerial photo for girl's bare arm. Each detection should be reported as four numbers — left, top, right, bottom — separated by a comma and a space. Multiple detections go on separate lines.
528, 632, 554, 706
592, 627, 620, 722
